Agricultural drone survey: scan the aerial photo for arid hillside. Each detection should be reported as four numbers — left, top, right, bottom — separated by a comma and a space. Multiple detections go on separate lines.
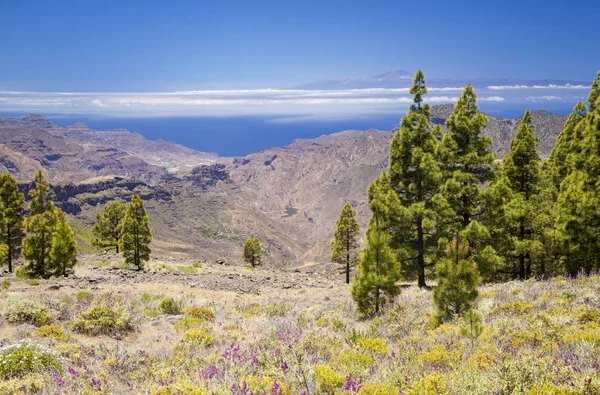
0, 106, 569, 266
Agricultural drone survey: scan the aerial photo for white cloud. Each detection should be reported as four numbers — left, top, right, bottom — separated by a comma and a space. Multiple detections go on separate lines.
526, 96, 561, 102
479, 96, 505, 102
92, 99, 109, 108
488, 84, 587, 90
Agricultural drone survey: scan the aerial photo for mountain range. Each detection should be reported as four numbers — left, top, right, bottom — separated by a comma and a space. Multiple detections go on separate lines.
0, 106, 569, 267
292, 68, 589, 90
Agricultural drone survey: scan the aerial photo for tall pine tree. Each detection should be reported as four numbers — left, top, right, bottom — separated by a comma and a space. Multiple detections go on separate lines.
502, 111, 542, 279
0, 173, 24, 273
49, 211, 78, 277
388, 70, 442, 287
554, 71, 600, 275
439, 85, 494, 230
22, 171, 58, 278
92, 200, 126, 253
120, 194, 152, 270
352, 175, 401, 315
330, 202, 360, 284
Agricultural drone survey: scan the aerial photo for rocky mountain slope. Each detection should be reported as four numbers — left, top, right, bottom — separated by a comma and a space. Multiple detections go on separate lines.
0, 115, 215, 183
0, 106, 569, 267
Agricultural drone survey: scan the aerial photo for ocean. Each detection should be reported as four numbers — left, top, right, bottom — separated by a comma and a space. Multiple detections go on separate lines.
1, 102, 574, 157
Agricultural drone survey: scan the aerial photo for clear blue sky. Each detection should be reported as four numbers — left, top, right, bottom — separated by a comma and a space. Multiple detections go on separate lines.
0, 0, 598, 92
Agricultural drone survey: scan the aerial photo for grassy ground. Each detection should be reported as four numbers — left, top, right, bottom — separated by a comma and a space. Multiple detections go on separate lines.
1, 258, 599, 394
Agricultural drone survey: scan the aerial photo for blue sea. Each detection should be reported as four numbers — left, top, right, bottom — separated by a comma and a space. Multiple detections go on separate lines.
1, 102, 573, 157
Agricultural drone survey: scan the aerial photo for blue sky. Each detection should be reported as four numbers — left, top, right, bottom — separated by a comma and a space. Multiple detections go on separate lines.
1, 0, 599, 92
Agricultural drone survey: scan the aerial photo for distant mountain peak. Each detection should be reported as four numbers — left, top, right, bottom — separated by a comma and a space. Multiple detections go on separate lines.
372, 69, 413, 81
22, 114, 57, 129
67, 122, 90, 130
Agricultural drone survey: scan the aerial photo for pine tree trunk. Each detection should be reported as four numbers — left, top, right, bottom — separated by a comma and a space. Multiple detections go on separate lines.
375, 287, 380, 313
519, 220, 525, 280
346, 252, 350, 284
7, 226, 13, 273
417, 218, 426, 288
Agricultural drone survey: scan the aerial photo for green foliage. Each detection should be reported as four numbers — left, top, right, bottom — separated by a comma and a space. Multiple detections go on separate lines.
22, 171, 58, 278
180, 328, 214, 347
314, 364, 344, 394
6, 298, 53, 327
388, 70, 443, 287
185, 306, 215, 320
242, 237, 262, 267
1, 279, 10, 290
35, 324, 70, 341
0, 172, 25, 273
92, 200, 126, 253
439, 85, 494, 230
70, 294, 137, 337
158, 297, 184, 315
460, 309, 483, 350
352, 211, 401, 316
0, 341, 63, 379
49, 211, 78, 277
120, 194, 152, 270
433, 236, 480, 323
330, 202, 360, 284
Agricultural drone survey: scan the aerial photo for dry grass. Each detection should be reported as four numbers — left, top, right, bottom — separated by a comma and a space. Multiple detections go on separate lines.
1, 257, 599, 394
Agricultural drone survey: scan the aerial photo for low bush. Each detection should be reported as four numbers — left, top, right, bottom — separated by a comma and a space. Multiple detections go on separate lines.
180, 329, 214, 347
186, 306, 215, 320
70, 294, 138, 337
0, 340, 64, 379
6, 298, 53, 327
35, 324, 70, 341
314, 364, 344, 395
159, 297, 184, 315
1, 279, 10, 290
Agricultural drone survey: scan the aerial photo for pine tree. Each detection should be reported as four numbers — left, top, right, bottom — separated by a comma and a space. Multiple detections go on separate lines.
330, 202, 360, 284
242, 238, 262, 267
0, 173, 25, 273
29, 170, 52, 216
352, 174, 401, 315
554, 71, 600, 275
588, 71, 600, 112
22, 171, 58, 278
351, 214, 401, 316
439, 85, 495, 230
545, 101, 587, 189
502, 111, 543, 279
120, 194, 152, 270
49, 211, 77, 277
387, 70, 442, 287
92, 200, 126, 253
433, 235, 480, 323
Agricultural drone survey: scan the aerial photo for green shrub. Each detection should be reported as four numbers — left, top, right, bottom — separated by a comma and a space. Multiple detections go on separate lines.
180, 329, 214, 347
0, 341, 64, 379
314, 364, 344, 394
6, 299, 53, 327
14, 265, 28, 279
176, 265, 197, 274
264, 302, 291, 317
186, 306, 215, 320
70, 295, 137, 337
76, 291, 93, 301
35, 324, 70, 341
0, 279, 10, 290
28, 279, 40, 286
159, 297, 184, 315
174, 316, 205, 330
